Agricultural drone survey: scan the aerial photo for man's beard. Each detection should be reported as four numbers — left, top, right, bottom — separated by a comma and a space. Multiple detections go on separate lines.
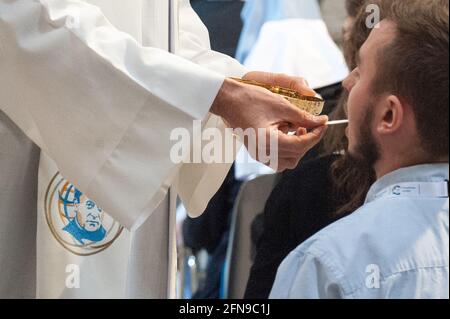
329, 105, 379, 216
346, 106, 380, 172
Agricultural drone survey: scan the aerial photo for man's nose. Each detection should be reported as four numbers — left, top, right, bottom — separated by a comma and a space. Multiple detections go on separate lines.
342, 74, 354, 93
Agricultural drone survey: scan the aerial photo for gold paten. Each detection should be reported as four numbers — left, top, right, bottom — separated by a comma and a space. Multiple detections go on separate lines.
231, 77, 325, 115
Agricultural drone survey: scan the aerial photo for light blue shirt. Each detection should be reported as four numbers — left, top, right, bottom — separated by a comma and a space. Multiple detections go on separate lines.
270, 164, 449, 299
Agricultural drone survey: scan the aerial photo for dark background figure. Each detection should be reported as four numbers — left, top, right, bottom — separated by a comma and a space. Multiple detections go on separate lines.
190, 0, 245, 57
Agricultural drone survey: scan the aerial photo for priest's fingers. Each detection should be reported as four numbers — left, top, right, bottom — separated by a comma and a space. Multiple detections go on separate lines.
276, 126, 328, 155
243, 71, 317, 97
281, 102, 328, 129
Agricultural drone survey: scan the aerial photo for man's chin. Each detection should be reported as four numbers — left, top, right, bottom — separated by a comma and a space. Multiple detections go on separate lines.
345, 149, 369, 168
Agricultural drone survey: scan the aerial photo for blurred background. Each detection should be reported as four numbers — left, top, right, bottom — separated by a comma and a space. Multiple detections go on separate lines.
190, 0, 347, 55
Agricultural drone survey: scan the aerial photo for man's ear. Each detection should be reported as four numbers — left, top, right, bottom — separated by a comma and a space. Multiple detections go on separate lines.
376, 95, 404, 136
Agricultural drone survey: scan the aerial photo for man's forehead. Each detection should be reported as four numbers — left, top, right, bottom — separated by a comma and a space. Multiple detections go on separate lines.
360, 20, 397, 60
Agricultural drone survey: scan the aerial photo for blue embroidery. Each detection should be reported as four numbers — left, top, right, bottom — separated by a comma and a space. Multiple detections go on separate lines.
59, 186, 107, 245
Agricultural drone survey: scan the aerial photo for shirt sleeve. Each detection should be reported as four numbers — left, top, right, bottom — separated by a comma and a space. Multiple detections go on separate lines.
0, 0, 227, 230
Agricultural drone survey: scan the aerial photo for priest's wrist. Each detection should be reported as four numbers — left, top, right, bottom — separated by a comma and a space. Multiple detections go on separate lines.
210, 77, 244, 126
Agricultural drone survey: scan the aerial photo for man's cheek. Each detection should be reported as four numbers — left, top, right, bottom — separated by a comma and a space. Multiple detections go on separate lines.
347, 85, 365, 121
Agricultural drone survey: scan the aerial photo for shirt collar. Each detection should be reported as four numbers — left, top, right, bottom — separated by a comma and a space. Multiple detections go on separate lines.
365, 163, 449, 204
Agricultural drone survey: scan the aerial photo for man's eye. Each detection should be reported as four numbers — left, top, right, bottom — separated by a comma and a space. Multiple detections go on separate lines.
86, 200, 95, 209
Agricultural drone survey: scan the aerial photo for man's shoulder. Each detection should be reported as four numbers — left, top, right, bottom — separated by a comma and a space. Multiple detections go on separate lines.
294, 199, 391, 251
294, 196, 446, 257
290, 196, 449, 293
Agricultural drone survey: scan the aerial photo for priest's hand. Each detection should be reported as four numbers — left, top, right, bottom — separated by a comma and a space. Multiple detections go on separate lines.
210, 72, 328, 171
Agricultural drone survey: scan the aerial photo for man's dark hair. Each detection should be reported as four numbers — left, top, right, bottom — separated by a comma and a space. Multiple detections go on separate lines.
346, 0, 368, 17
